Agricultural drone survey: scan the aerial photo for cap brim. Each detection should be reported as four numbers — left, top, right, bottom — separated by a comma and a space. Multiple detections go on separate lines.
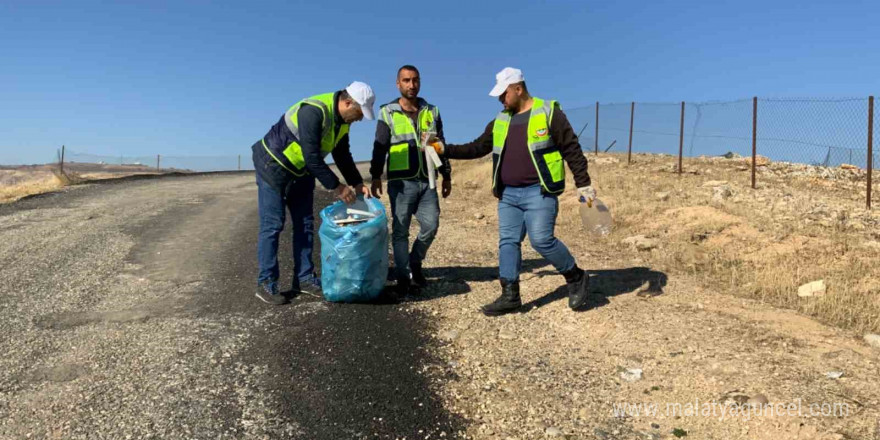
489, 82, 508, 97
360, 104, 375, 121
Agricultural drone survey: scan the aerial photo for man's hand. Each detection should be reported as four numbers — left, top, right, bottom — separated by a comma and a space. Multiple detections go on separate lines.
370, 178, 383, 198
355, 183, 371, 199
577, 186, 597, 207
334, 184, 356, 204
441, 178, 452, 198
420, 132, 438, 145
430, 141, 445, 155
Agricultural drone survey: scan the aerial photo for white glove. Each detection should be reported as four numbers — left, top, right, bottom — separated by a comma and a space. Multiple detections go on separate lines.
578, 186, 597, 207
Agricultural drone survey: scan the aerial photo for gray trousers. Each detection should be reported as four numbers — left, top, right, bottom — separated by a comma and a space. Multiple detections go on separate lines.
387, 179, 440, 279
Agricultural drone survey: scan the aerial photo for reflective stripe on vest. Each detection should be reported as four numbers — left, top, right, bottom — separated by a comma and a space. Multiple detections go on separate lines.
491, 97, 565, 194
268, 93, 349, 176
381, 100, 439, 181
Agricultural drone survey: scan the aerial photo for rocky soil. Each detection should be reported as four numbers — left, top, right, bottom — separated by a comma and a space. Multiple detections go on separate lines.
391, 153, 880, 439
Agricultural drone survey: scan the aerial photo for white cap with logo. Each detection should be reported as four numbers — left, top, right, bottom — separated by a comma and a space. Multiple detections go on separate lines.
345, 81, 376, 120
489, 67, 525, 97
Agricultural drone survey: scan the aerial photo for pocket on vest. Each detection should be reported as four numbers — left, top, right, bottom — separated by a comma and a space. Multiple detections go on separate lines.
543, 150, 564, 183
389, 143, 410, 172
282, 141, 306, 170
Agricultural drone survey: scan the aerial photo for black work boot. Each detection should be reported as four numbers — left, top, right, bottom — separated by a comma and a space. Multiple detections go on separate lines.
410, 261, 427, 287
563, 266, 590, 310
481, 279, 522, 317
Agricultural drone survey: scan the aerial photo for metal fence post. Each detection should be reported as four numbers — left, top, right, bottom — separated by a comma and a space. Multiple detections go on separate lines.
594, 101, 599, 155
868, 95, 874, 209
628, 102, 634, 164
752, 97, 757, 189
60, 145, 65, 175
157, 154, 161, 171
238, 155, 241, 171
678, 101, 684, 174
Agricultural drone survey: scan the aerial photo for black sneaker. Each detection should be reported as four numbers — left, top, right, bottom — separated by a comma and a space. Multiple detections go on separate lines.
255, 281, 287, 305
387, 266, 396, 282
410, 261, 427, 287
396, 276, 412, 298
297, 278, 323, 298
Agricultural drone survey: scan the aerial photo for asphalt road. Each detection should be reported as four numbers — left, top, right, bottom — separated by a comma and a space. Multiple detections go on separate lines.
0, 172, 464, 439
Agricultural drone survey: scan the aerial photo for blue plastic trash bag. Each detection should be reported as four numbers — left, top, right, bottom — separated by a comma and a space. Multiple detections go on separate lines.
319, 197, 389, 302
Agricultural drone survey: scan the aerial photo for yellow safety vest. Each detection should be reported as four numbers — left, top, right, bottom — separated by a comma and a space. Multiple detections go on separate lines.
491, 97, 565, 194
262, 92, 350, 177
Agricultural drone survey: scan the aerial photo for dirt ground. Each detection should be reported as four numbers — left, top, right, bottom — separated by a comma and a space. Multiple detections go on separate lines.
3, 155, 879, 439
388, 153, 880, 439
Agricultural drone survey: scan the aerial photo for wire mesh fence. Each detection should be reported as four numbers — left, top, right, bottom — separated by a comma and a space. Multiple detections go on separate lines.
4, 95, 876, 206
566, 96, 877, 207
759, 98, 869, 167
567, 98, 874, 166
63, 150, 253, 172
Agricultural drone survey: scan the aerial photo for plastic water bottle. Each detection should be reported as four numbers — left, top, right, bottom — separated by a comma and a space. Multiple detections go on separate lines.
579, 197, 612, 235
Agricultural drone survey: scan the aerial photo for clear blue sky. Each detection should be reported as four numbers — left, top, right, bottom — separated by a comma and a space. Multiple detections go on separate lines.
1, 0, 878, 165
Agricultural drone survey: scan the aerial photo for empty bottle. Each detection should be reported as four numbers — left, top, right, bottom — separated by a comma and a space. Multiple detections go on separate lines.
579, 197, 612, 235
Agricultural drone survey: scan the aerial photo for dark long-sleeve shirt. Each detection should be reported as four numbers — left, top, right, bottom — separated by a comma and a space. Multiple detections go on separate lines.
370, 101, 451, 180
499, 111, 539, 187
445, 103, 591, 189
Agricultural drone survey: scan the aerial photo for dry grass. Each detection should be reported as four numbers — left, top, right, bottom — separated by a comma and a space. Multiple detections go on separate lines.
0, 171, 67, 204
450, 152, 880, 334
0, 168, 162, 205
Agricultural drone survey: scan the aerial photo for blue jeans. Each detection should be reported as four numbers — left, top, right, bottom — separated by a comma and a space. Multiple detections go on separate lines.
498, 184, 576, 282
256, 174, 316, 286
387, 179, 440, 279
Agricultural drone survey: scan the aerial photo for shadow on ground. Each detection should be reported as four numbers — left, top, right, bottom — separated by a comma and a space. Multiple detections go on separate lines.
226, 187, 467, 439
408, 259, 550, 301
522, 266, 668, 312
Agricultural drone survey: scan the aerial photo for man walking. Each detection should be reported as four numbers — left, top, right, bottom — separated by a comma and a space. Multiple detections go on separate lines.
251, 81, 375, 305
370, 65, 452, 297
430, 68, 595, 316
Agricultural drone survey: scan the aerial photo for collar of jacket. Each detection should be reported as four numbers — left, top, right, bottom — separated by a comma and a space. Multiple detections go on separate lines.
332, 91, 344, 125
384, 97, 429, 112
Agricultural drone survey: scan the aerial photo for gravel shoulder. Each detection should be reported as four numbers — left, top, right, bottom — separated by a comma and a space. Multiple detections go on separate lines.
0, 172, 463, 439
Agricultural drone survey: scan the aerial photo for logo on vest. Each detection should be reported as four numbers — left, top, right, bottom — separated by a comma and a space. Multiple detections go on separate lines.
534, 128, 548, 138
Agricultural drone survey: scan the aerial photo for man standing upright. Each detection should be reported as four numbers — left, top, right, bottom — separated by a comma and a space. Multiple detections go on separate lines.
370, 65, 452, 297
251, 81, 375, 305
430, 68, 595, 316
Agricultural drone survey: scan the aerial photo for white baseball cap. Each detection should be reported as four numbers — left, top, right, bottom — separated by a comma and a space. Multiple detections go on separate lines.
345, 81, 375, 120
489, 67, 525, 97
